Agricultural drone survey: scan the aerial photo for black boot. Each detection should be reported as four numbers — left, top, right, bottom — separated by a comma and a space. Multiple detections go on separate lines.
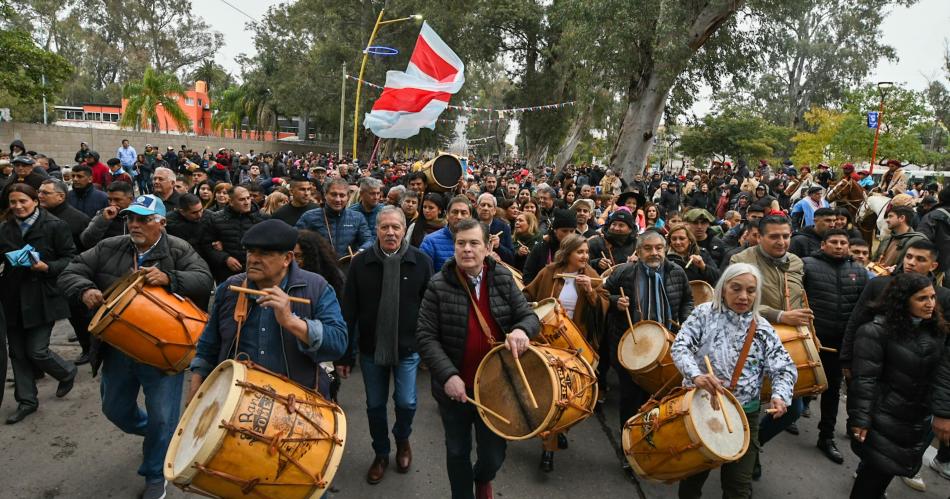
557, 433, 569, 449
752, 453, 762, 481
785, 422, 799, 435
540, 451, 554, 472
6, 405, 37, 424
817, 438, 844, 464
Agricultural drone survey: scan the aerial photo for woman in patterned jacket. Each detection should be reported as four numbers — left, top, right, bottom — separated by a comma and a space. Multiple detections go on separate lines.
671, 262, 797, 499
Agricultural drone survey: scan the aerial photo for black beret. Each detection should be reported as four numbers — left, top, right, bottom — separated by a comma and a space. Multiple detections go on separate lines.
552, 208, 577, 230
242, 219, 298, 251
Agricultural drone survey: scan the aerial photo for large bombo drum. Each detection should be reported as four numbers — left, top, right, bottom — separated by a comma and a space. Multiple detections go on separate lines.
165, 360, 346, 499
474, 344, 597, 440
623, 387, 749, 482
532, 298, 598, 369
89, 271, 207, 374
618, 321, 682, 397
760, 324, 826, 400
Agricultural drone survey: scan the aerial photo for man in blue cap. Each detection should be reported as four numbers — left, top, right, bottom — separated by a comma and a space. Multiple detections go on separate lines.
188, 219, 348, 400
59, 194, 213, 499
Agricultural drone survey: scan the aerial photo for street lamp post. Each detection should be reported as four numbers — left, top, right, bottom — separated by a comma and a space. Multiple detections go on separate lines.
869, 81, 894, 175
351, 11, 422, 160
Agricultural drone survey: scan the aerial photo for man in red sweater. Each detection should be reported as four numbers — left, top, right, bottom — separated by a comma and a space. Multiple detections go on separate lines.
84, 151, 112, 189
416, 218, 540, 499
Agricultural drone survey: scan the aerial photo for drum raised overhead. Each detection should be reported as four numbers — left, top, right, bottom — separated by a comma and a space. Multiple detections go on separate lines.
165, 360, 346, 499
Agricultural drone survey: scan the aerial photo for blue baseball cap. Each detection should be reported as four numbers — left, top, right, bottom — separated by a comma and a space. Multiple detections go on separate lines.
122, 194, 166, 217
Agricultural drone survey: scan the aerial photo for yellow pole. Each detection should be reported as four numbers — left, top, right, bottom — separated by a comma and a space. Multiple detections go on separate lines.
353, 8, 386, 160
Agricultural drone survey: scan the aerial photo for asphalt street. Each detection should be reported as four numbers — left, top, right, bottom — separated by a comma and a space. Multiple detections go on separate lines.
2, 320, 949, 498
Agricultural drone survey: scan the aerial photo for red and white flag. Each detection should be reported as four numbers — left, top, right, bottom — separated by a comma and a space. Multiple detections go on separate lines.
364, 22, 465, 139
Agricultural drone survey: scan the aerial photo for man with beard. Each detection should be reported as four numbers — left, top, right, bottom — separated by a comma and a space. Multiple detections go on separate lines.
684, 208, 725, 264
571, 198, 598, 237
297, 178, 373, 257
604, 230, 692, 475
475, 193, 514, 264
536, 185, 557, 234
587, 210, 637, 272
205, 186, 265, 282
522, 209, 578, 284
872, 206, 927, 269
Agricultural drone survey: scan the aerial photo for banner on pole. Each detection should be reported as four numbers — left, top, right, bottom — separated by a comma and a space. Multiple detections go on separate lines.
867, 112, 879, 129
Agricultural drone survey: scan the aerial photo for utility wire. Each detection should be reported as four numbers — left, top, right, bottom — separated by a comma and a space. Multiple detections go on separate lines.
217, 0, 256, 22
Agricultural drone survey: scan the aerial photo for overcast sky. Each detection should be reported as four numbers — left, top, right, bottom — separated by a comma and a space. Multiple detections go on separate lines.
194, 0, 949, 124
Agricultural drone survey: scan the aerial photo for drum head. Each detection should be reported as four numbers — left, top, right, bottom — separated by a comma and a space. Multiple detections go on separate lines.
532, 299, 557, 321
686, 389, 748, 461
619, 322, 668, 372
475, 346, 556, 440
166, 360, 244, 481
690, 280, 714, 305
431, 155, 462, 189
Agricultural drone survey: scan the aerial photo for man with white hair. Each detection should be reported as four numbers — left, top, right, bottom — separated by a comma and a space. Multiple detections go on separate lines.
475, 192, 514, 264
58, 194, 213, 499
151, 166, 180, 213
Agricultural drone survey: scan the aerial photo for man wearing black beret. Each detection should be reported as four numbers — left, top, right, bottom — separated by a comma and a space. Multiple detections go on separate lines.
188, 219, 349, 400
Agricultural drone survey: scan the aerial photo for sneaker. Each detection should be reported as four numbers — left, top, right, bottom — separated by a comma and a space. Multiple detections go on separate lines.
900, 472, 926, 492
141, 480, 167, 499
801, 406, 811, 418
785, 422, 799, 435
930, 457, 950, 480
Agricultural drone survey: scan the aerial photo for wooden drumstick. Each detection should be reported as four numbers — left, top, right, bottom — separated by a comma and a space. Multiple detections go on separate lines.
819, 346, 838, 353
704, 355, 733, 433
619, 288, 636, 336
513, 354, 539, 409
555, 273, 603, 281
467, 398, 511, 425
492, 231, 503, 238
684, 258, 693, 269
228, 285, 312, 305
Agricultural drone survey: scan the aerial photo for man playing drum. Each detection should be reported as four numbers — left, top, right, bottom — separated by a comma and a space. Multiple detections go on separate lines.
416, 218, 541, 499
59, 194, 214, 499
729, 215, 811, 479
188, 219, 349, 401
604, 229, 693, 473
671, 263, 796, 498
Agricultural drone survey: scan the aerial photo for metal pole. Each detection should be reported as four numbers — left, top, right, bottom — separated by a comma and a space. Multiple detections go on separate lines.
352, 8, 386, 160
41, 74, 48, 125
869, 94, 885, 176
339, 61, 346, 159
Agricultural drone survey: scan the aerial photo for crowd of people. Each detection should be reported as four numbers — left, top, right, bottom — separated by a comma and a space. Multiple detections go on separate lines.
3, 137, 950, 499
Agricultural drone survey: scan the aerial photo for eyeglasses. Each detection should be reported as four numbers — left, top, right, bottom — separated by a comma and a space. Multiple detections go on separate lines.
126, 214, 158, 225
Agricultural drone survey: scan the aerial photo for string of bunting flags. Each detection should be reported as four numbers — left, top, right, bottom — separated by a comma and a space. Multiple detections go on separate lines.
346, 74, 575, 116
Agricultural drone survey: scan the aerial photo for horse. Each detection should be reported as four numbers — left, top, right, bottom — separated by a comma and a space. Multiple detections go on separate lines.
785, 173, 817, 203
739, 176, 759, 193
826, 178, 867, 220
855, 193, 916, 245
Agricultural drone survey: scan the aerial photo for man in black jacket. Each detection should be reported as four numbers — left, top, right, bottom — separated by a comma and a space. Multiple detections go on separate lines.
338, 206, 433, 484
204, 185, 263, 282
916, 186, 950, 276
789, 207, 836, 257
66, 164, 108, 218
802, 229, 868, 464
80, 181, 134, 249
165, 194, 211, 274
416, 218, 540, 499
271, 176, 318, 226
604, 230, 693, 457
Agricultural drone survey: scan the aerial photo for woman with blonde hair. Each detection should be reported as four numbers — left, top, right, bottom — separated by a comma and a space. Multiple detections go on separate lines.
665, 223, 720, 285
671, 263, 796, 498
523, 233, 608, 472
260, 191, 288, 216
512, 211, 542, 271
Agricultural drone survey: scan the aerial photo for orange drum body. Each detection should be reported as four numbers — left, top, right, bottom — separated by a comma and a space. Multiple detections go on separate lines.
474, 344, 597, 440
532, 298, 598, 369
165, 360, 346, 498
618, 321, 682, 397
89, 271, 207, 374
761, 324, 827, 400
867, 262, 891, 277
689, 280, 714, 305
623, 387, 749, 482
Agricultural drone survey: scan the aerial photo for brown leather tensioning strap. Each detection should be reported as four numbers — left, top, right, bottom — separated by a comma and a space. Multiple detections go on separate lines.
231, 278, 249, 359
454, 265, 499, 344
730, 319, 757, 391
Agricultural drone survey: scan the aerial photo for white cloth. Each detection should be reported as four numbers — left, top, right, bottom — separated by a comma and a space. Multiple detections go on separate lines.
558, 275, 579, 319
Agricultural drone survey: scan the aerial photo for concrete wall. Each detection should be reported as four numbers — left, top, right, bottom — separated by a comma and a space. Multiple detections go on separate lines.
0, 122, 335, 166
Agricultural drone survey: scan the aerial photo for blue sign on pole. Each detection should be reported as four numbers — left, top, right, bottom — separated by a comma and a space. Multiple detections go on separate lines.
867, 112, 879, 129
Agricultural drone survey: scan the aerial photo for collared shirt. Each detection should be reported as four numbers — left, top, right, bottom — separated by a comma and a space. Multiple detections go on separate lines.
671, 302, 797, 407
117, 145, 137, 167
467, 268, 485, 299
135, 234, 164, 268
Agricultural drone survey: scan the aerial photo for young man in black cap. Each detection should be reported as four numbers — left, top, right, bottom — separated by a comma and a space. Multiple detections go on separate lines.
189, 218, 348, 400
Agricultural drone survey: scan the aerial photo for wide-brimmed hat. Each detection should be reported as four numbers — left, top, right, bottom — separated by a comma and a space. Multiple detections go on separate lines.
616, 190, 646, 208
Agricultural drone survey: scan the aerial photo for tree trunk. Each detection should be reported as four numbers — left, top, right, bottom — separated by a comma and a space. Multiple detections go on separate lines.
297, 113, 309, 141
610, 0, 741, 182
554, 101, 594, 174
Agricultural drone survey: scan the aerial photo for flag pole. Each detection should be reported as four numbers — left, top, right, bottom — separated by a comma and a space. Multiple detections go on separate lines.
339, 61, 346, 160
353, 8, 386, 161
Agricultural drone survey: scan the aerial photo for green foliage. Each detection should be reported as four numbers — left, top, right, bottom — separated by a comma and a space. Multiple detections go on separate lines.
791, 107, 845, 165
679, 109, 794, 163
120, 67, 191, 132
190, 60, 233, 99
0, 22, 72, 105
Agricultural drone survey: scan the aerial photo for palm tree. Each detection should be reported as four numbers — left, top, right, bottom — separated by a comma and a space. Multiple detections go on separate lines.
211, 84, 247, 138
120, 67, 192, 133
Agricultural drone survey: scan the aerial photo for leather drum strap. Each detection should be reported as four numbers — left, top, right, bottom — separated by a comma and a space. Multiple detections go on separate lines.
231, 278, 250, 359
730, 319, 757, 391
454, 265, 499, 344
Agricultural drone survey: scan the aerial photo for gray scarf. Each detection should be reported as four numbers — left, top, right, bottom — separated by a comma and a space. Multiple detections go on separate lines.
373, 238, 410, 366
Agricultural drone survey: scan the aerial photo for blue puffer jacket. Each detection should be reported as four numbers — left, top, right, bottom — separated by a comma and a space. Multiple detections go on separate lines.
350, 202, 382, 241
296, 206, 372, 257
420, 226, 455, 272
